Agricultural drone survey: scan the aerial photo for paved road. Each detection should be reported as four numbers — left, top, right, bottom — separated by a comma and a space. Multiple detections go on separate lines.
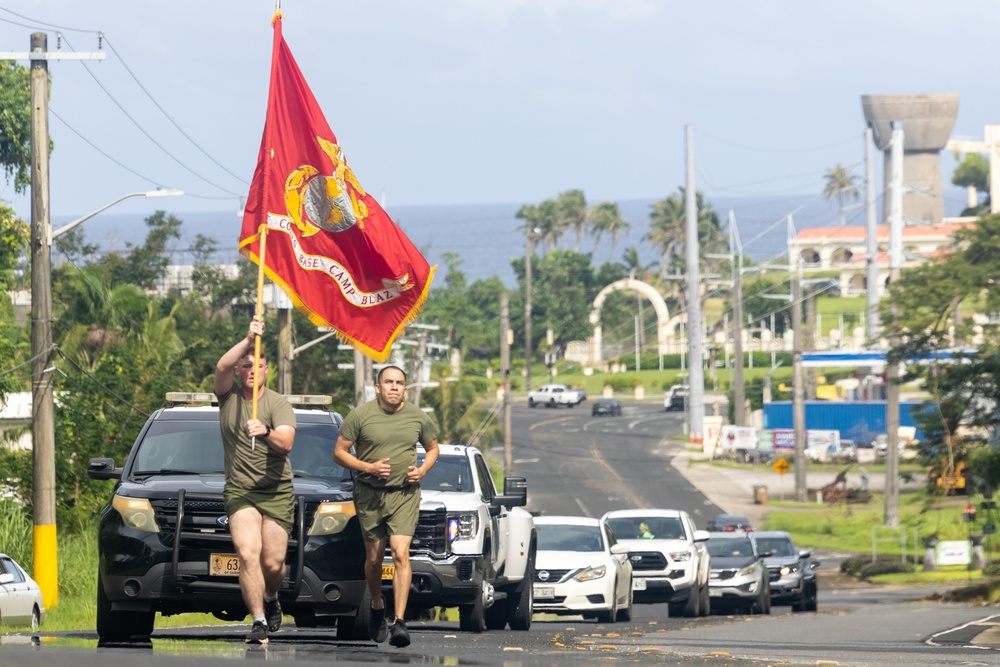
3, 399, 999, 666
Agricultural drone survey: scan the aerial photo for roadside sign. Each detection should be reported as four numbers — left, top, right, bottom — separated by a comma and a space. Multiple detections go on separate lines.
984, 523, 996, 535
773, 459, 790, 476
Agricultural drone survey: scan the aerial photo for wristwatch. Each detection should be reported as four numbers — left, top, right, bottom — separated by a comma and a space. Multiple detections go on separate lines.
263, 425, 271, 438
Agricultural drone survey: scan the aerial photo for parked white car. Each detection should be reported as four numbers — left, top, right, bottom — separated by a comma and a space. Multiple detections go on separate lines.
533, 516, 633, 623
0, 553, 45, 629
601, 508, 711, 617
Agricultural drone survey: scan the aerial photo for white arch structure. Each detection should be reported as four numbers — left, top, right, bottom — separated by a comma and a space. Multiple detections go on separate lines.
588, 278, 683, 365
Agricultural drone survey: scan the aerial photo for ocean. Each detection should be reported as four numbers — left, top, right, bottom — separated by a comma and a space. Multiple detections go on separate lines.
50, 192, 964, 287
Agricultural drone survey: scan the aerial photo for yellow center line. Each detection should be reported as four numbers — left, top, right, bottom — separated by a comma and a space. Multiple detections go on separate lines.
591, 441, 649, 509
529, 416, 576, 431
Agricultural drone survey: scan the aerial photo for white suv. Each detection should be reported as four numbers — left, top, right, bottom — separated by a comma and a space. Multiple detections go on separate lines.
600, 509, 711, 617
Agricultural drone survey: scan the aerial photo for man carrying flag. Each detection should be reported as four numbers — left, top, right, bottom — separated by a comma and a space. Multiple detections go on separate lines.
239, 9, 436, 646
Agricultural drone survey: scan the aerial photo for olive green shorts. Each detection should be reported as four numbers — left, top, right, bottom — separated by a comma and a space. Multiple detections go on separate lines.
352, 482, 421, 543
224, 480, 295, 535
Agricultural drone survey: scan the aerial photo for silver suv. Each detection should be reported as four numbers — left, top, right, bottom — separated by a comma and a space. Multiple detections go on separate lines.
750, 531, 819, 611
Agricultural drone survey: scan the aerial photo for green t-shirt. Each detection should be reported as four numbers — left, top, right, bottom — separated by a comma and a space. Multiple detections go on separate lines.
340, 399, 439, 488
218, 385, 296, 490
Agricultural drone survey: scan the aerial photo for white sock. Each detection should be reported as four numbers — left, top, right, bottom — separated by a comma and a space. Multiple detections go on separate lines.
253, 614, 266, 623
264, 593, 277, 602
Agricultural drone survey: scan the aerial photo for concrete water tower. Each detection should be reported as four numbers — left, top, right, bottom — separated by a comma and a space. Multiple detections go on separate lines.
861, 93, 960, 225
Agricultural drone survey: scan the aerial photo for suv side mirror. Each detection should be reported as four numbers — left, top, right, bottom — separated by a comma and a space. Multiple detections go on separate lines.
492, 476, 528, 509
0, 573, 13, 584
88, 458, 122, 481
798, 549, 812, 559
693, 529, 710, 542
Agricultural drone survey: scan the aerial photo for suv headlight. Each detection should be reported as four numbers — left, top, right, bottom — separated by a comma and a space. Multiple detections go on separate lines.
738, 563, 758, 577
669, 550, 692, 562
573, 564, 607, 582
447, 512, 478, 542
779, 564, 801, 576
113, 495, 159, 533
308, 501, 356, 535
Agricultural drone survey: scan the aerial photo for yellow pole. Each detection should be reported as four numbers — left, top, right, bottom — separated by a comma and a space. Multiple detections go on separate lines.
252, 224, 268, 424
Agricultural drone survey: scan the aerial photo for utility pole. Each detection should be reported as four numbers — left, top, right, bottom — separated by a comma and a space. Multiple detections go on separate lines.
730, 211, 745, 426
354, 351, 373, 407
805, 288, 817, 399
6, 32, 106, 610
524, 229, 534, 393
685, 125, 705, 442
277, 305, 292, 395
408, 330, 427, 408
500, 291, 513, 475
792, 260, 807, 502
884, 122, 904, 528
865, 128, 880, 340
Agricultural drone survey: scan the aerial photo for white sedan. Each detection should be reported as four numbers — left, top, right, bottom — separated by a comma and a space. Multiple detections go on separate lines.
0, 553, 45, 629
533, 516, 633, 623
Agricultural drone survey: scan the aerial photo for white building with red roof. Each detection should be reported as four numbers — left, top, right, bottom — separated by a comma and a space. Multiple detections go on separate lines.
788, 219, 977, 296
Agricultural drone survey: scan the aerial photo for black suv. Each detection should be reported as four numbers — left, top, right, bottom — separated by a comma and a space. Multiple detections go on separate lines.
88, 393, 370, 643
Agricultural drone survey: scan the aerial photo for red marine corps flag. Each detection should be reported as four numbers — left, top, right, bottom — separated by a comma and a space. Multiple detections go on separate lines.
240, 13, 435, 362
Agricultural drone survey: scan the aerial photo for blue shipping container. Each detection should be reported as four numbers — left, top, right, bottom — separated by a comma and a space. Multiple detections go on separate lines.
762, 401, 925, 443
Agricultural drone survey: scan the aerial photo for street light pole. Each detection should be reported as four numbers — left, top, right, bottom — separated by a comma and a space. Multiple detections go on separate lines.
32, 176, 181, 610
524, 227, 538, 392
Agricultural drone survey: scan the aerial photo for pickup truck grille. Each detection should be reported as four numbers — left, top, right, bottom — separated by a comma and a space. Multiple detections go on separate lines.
149, 495, 311, 547
410, 506, 448, 555
628, 551, 668, 571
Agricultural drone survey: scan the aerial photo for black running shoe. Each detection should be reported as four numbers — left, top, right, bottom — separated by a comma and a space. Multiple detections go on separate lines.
389, 620, 410, 648
264, 597, 282, 632
245, 620, 269, 645
368, 604, 388, 643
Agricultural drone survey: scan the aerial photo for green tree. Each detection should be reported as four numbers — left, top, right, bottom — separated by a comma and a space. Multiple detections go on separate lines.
589, 201, 629, 262
422, 368, 502, 449
951, 152, 990, 216
645, 188, 725, 301
0, 205, 28, 292
0, 61, 34, 193
822, 163, 861, 227
558, 189, 588, 253
109, 210, 183, 289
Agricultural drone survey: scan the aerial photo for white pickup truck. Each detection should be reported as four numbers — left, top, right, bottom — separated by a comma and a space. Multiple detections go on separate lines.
383, 444, 536, 632
601, 508, 712, 617
527, 383, 586, 408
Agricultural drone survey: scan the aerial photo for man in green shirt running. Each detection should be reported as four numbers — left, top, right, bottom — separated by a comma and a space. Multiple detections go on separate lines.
214, 316, 297, 645
335, 365, 439, 648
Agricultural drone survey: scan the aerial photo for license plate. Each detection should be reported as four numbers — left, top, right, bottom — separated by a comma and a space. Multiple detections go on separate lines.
709, 588, 723, 597
210, 553, 241, 577
382, 564, 395, 580
631, 578, 647, 591
534, 586, 555, 599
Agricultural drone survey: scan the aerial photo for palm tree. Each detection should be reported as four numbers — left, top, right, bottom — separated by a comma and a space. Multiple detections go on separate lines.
823, 164, 861, 226
558, 189, 588, 253
645, 193, 686, 279
425, 368, 503, 449
589, 201, 629, 262
536, 198, 564, 253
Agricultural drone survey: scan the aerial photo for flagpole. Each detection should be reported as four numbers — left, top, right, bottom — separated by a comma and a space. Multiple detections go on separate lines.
251, 223, 269, 451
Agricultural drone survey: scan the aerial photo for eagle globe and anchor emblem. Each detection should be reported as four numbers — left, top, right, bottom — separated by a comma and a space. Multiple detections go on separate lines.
283, 137, 370, 237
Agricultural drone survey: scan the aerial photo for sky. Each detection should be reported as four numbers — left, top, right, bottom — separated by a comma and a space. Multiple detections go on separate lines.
0, 1, 994, 227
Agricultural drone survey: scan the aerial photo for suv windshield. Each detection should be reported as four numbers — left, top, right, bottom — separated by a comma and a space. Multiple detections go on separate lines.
605, 516, 687, 541
417, 454, 474, 492
706, 538, 755, 558
130, 420, 349, 482
754, 536, 797, 558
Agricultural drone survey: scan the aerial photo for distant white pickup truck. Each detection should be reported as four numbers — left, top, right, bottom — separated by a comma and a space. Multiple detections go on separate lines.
527, 383, 586, 408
